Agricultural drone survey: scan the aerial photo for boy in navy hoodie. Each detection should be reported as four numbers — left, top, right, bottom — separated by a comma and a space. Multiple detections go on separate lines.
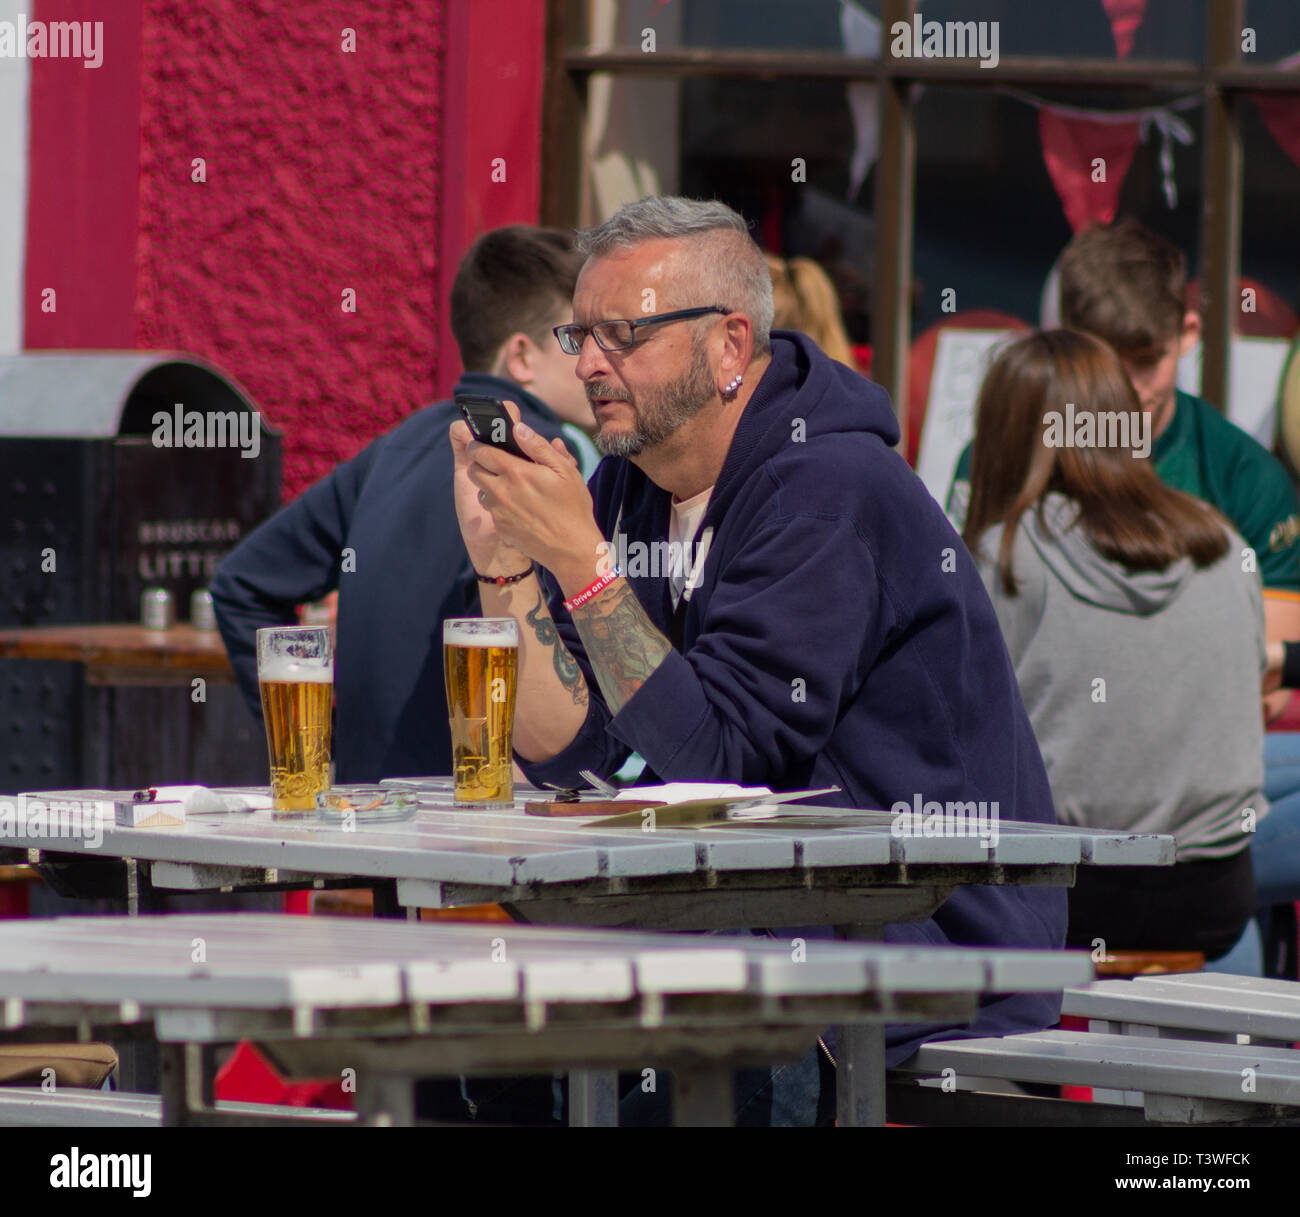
453, 196, 1065, 1123
211, 227, 598, 782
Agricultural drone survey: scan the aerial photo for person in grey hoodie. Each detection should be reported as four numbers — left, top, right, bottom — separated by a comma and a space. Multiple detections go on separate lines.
961, 329, 1266, 961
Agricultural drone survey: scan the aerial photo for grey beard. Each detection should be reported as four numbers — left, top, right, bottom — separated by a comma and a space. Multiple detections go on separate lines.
592, 337, 715, 458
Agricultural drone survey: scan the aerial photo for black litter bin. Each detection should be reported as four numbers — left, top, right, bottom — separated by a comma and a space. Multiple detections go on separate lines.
0, 351, 282, 793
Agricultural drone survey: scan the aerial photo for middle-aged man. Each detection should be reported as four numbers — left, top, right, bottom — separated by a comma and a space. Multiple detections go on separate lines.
451, 196, 1066, 1123
212, 226, 597, 782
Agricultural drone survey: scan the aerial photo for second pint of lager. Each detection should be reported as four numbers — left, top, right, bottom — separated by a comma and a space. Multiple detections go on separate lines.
443, 617, 519, 806
256, 625, 333, 812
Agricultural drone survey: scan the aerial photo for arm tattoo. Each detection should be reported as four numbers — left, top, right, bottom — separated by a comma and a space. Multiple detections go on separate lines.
570, 581, 672, 715
526, 592, 588, 708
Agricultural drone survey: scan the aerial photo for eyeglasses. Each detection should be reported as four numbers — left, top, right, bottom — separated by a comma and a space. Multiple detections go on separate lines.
553, 306, 729, 355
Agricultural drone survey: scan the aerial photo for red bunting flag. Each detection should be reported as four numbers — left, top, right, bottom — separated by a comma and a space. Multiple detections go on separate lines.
1038, 108, 1142, 232
1101, 0, 1147, 59
1253, 91, 1300, 175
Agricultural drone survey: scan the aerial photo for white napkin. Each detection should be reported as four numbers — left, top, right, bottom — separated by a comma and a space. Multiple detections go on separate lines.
613, 783, 772, 804
150, 785, 274, 813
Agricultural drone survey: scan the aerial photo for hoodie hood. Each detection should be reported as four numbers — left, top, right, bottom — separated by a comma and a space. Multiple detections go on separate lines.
1022, 492, 1193, 615
707, 331, 899, 522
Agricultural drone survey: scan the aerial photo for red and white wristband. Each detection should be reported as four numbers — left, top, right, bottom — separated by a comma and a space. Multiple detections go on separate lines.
564, 567, 622, 613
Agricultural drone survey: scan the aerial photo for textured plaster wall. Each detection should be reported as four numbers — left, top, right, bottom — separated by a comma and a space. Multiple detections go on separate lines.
136, 1, 442, 499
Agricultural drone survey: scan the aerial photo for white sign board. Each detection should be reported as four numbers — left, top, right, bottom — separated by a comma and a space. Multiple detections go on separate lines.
1176, 337, 1290, 448
915, 330, 1008, 509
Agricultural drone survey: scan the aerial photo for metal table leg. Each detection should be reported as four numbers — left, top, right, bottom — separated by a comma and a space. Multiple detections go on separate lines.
568, 1069, 619, 1126
835, 921, 885, 1127
124, 858, 165, 917
356, 1071, 416, 1126
159, 1042, 215, 1127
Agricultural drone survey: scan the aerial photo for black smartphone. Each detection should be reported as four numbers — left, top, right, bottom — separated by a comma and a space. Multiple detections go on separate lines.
454, 392, 533, 461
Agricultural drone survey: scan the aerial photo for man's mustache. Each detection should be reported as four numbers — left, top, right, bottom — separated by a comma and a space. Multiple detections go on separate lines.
586, 383, 633, 404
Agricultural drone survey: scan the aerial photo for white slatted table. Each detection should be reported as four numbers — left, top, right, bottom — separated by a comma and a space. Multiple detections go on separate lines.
1, 778, 1171, 1125
0, 913, 1092, 1126
2, 779, 1172, 927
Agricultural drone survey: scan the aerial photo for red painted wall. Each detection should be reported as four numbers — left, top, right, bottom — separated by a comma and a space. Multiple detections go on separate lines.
134, 0, 444, 498
435, 0, 547, 400
24, 0, 547, 500
25, 0, 143, 349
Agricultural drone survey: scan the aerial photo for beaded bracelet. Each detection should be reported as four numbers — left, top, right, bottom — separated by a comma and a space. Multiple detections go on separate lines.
474, 564, 534, 587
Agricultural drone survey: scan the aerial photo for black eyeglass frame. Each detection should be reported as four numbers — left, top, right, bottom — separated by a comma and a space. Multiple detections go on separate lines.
553, 305, 730, 354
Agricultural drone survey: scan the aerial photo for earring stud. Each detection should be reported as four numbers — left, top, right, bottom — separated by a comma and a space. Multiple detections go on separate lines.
722, 374, 743, 398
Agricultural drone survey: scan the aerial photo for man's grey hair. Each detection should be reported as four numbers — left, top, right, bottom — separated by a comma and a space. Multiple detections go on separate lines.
576, 196, 773, 355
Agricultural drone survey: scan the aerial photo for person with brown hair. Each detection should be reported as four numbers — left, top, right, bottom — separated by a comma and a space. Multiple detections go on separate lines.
963, 329, 1266, 960
764, 252, 857, 367
949, 219, 1300, 684
212, 226, 599, 784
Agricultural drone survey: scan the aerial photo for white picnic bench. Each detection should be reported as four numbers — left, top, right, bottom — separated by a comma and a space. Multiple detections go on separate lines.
1, 778, 1169, 1126
0, 913, 1090, 1126
888, 972, 1300, 1126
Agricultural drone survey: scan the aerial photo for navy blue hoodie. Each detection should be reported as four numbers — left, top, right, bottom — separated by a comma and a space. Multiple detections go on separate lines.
211, 373, 582, 783
520, 332, 1067, 1064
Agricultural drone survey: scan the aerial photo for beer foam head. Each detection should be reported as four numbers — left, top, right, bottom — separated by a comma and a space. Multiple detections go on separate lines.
443, 617, 518, 647
258, 658, 333, 683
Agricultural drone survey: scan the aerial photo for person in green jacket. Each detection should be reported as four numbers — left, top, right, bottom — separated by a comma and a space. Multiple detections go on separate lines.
948, 218, 1300, 974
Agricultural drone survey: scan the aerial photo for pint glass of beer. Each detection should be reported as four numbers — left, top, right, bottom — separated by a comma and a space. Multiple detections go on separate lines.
256, 625, 333, 811
443, 617, 519, 806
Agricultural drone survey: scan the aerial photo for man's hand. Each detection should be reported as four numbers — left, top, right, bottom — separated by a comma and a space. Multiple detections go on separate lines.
451, 414, 529, 575
459, 400, 606, 594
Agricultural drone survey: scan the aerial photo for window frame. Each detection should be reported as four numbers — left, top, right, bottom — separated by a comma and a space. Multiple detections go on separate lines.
543, 0, 1294, 438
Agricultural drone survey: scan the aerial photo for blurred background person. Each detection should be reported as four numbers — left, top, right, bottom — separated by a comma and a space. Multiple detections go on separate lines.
962, 329, 1266, 965
212, 226, 598, 784
764, 252, 866, 372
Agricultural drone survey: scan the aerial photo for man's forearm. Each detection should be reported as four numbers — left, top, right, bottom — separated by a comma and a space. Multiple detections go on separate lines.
481, 573, 673, 761
569, 580, 672, 714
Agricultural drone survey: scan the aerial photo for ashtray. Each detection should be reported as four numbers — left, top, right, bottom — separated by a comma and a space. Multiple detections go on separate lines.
315, 786, 417, 823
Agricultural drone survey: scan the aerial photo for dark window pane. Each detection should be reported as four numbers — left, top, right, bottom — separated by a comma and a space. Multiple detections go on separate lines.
1244, 0, 1300, 63
592, 1, 1205, 60
595, 0, 850, 54
911, 86, 1201, 333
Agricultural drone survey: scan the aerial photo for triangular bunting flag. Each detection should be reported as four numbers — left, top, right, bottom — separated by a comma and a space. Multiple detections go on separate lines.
1253, 92, 1300, 175
1039, 108, 1141, 232
1101, 0, 1147, 60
